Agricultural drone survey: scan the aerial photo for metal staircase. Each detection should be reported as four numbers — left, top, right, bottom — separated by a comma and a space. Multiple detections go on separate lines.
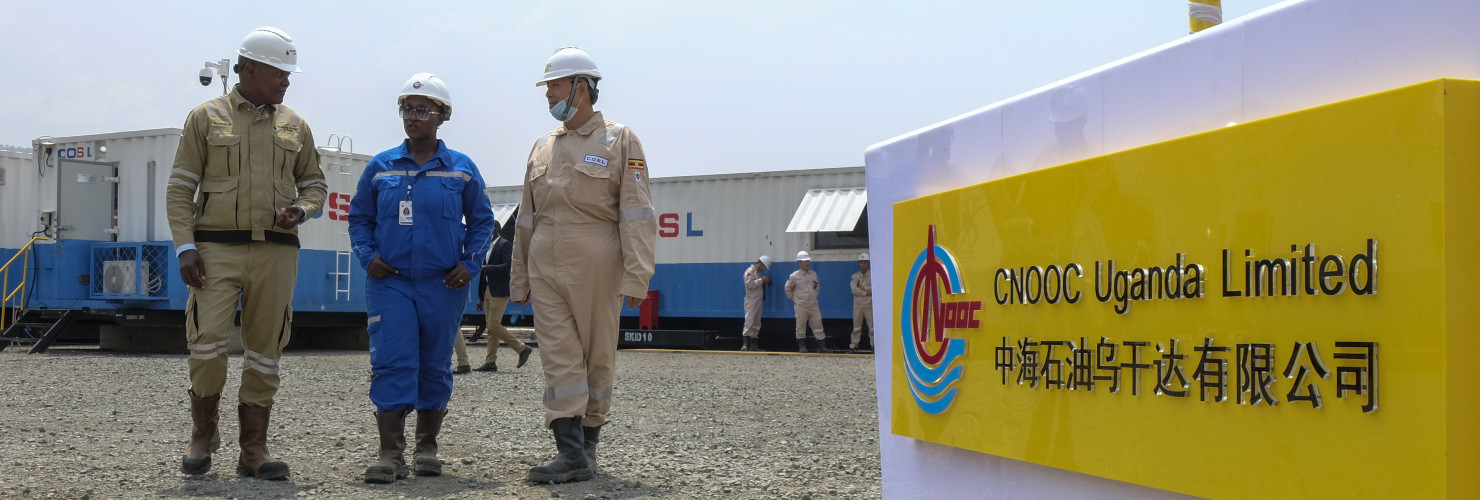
0, 236, 80, 353
0, 309, 82, 354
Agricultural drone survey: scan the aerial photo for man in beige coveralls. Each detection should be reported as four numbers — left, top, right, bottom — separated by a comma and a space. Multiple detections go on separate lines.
739, 255, 773, 351
512, 46, 656, 484
786, 251, 832, 353
167, 26, 326, 480
850, 252, 874, 351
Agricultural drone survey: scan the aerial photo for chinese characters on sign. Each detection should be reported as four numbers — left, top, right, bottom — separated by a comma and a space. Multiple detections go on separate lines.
993, 337, 1378, 413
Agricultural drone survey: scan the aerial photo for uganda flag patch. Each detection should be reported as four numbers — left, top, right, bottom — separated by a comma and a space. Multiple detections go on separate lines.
627, 159, 647, 170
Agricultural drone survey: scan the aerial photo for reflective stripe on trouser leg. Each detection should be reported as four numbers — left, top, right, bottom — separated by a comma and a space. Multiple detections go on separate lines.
483, 292, 522, 364
742, 302, 761, 338
415, 277, 464, 411
236, 241, 299, 407
367, 279, 418, 413
862, 304, 874, 345
529, 223, 622, 427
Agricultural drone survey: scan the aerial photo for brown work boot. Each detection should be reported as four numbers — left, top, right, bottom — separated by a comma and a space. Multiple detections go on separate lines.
412, 409, 446, 476
236, 405, 290, 480
364, 411, 409, 483
180, 390, 221, 475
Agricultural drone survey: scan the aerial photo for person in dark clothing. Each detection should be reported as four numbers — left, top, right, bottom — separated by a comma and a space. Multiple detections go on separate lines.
455, 220, 535, 373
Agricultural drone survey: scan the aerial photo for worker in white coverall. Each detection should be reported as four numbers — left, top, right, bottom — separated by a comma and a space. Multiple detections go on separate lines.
740, 255, 773, 351
850, 252, 874, 351
786, 251, 832, 353
511, 46, 656, 484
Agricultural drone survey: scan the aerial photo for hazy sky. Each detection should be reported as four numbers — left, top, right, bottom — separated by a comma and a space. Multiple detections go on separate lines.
0, 1, 1285, 188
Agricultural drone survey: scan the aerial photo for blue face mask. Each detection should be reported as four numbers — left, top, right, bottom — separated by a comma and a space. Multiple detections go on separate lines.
549, 99, 576, 122
549, 77, 585, 122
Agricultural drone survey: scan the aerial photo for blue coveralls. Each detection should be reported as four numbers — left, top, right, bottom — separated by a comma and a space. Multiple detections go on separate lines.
348, 140, 494, 412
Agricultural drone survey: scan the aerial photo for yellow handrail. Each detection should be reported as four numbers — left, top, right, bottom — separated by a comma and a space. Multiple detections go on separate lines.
1, 236, 47, 332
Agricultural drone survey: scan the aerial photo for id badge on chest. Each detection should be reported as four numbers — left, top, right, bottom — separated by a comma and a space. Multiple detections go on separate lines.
399, 200, 414, 225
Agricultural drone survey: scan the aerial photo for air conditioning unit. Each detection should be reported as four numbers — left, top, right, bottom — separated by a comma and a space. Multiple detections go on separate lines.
102, 260, 144, 294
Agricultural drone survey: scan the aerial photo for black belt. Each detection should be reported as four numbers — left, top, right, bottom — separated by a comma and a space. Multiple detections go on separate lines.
194, 229, 300, 247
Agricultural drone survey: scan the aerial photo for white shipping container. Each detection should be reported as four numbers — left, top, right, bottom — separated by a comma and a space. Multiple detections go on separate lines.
486, 166, 868, 320
487, 166, 867, 264
22, 129, 369, 252
0, 146, 39, 249
35, 129, 181, 244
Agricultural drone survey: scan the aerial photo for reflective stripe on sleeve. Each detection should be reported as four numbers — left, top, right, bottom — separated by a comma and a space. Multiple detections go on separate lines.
620, 207, 657, 222
171, 168, 201, 182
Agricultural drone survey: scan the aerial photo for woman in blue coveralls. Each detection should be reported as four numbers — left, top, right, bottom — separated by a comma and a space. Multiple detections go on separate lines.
348, 73, 495, 484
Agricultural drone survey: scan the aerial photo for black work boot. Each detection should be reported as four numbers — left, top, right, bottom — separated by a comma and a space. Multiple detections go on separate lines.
517, 345, 535, 368
412, 409, 446, 476
236, 405, 290, 480
816, 340, 834, 354
181, 390, 220, 475
527, 417, 593, 483
583, 424, 603, 474
797, 339, 809, 353
364, 411, 409, 483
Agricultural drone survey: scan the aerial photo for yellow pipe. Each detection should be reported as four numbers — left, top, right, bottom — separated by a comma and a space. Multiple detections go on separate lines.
1190, 0, 1223, 33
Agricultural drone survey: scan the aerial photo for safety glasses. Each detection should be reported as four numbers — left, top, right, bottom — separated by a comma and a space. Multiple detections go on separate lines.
398, 105, 444, 121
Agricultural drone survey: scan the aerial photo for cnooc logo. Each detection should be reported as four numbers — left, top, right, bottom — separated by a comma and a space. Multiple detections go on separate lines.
899, 226, 981, 414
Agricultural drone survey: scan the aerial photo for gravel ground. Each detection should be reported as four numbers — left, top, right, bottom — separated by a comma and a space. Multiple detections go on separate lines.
0, 343, 881, 499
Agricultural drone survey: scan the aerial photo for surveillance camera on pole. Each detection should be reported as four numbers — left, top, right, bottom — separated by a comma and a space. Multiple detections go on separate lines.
199, 58, 230, 95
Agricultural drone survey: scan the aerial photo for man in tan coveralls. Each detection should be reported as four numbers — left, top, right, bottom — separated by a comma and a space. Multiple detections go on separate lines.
740, 255, 773, 351
786, 251, 832, 353
512, 46, 656, 484
850, 252, 874, 351
167, 26, 325, 480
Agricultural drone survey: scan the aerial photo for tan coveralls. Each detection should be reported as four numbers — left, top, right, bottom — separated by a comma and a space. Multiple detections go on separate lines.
741, 264, 766, 338
786, 269, 824, 340
850, 269, 874, 348
166, 87, 326, 407
511, 111, 656, 427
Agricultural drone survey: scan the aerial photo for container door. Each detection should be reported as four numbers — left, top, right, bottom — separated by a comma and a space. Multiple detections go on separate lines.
57, 160, 118, 241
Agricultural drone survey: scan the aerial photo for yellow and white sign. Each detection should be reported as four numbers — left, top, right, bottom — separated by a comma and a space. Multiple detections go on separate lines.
892, 79, 1480, 498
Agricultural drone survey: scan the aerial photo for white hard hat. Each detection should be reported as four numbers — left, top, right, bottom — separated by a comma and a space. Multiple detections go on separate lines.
399, 73, 452, 119
796, 251, 811, 261
237, 26, 300, 73
537, 47, 601, 87
758, 255, 773, 267
858, 252, 870, 261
